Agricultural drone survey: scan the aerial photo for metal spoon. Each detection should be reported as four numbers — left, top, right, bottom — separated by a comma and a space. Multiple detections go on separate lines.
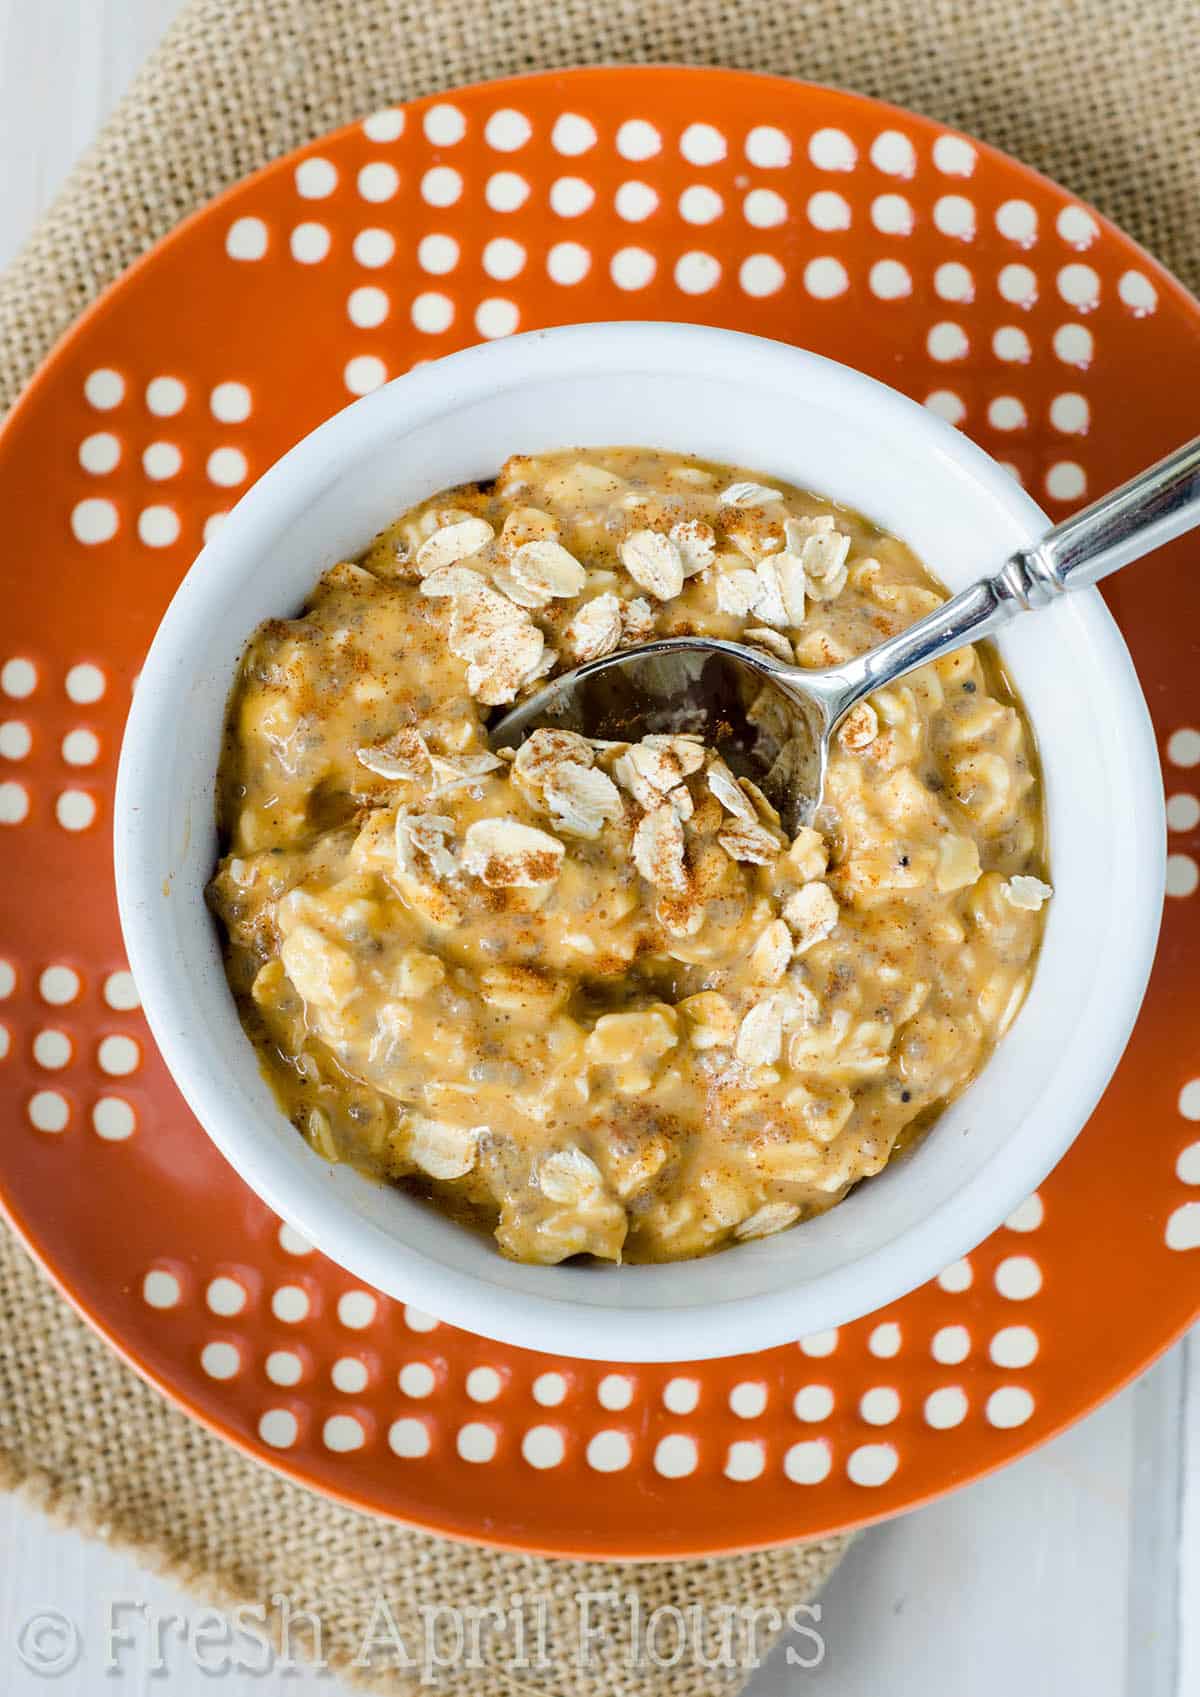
491, 436, 1200, 828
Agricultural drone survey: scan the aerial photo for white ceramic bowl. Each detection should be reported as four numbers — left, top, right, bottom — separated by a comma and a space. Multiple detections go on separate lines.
114, 323, 1164, 1362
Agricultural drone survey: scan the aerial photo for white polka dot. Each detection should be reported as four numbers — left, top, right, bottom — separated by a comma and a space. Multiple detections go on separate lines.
869, 259, 912, 299
548, 241, 592, 285
457, 1422, 497, 1462
79, 432, 120, 474
1057, 263, 1100, 309
404, 1306, 439, 1332
987, 1386, 1034, 1427
353, 228, 394, 270
482, 237, 525, 281
290, 222, 330, 263
860, 1387, 900, 1425
226, 215, 269, 260
1179, 1083, 1200, 1129
552, 113, 596, 155
399, 1362, 436, 1399
1167, 794, 1200, 832
1057, 205, 1099, 246
522, 1425, 565, 1468
324, 1414, 365, 1451
933, 194, 975, 239
1005, 1193, 1044, 1232
676, 250, 721, 294
995, 1254, 1042, 1298
1046, 461, 1086, 501
65, 663, 105, 704
206, 1276, 246, 1316
799, 1329, 839, 1357
654, 1434, 698, 1477
680, 122, 726, 165
1053, 323, 1094, 367
272, 1284, 309, 1323
98, 1035, 138, 1079
932, 1324, 971, 1364
596, 1373, 634, 1410
337, 1289, 376, 1329
806, 189, 851, 231
990, 1324, 1039, 1368
933, 135, 976, 175
935, 261, 974, 302
92, 1097, 135, 1140
744, 188, 787, 228
613, 181, 657, 222
363, 108, 405, 143
999, 263, 1038, 306
663, 1377, 700, 1414
0, 1025, 9, 1060
871, 193, 914, 236
927, 322, 968, 361
409, 236, 456, 278
549, 176, 595, 218
485, 108, 532, 151
988, 396, 1028, 431
0, 782, 29, 824
804, 256, 849, 298
143, 1270, 180, 1308
485, 171, 529, 212
610, 246, 656, 289
725, 1440, 765, 1481
848, 1442, 898, 1485
1167, 1201, 1200, 1250
146, 376, 187, 419
33, 1029, 70, 1069
0, 963, 13, 999
870, 130, 916, 176
142, 441, 182, 480
266, 1349, 303, 1385
867, 1322, 901, 1357
1169, 729, 1200, 768
389, 1417, 430, 1457
938, 1257, 973, 1292
0, 721, 31, 759
71, 499, 118, 544
746, 252, 794, 296
138, 506, 181, 547
420, 166, 462, 209
793, 1384, 835, 1422
358, 162, 399, 203
423, 103, 466, 146
2, 659, 37, 698
991, 326, 1030, 363
784, 1439, 831, 1483
924, 1386, 969, 1428
996, 199, 1038, 244
466, 1366, 503, 1403
259, 1410, 298, 1449
679, 184, 723, 224
532, 1371, 567, 1406
39, 967, 79, 1004
1118, 269, 1158, 314
809, 128, 856, 171
344, 355, 387, 395
1167, 854, 1199, 897
587, 1430, 632, 1471
347, 285, 389, 328
730, 1381, 768, 1418
277, 1222, 312, 1255
84, 368, 125, 409
745, 124, 791, 167
331, 1357, 367, 1393
925, 390, 966, 425
475, 298, 519, 339
294, 156, 337, 199
616, 119, 661, 161
28, 1090, 68, 1131
202, 1341, 241, 1379
1049, 392, 1089, 434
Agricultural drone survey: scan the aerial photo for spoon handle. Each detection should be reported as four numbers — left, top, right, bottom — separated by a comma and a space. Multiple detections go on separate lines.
821, 433, 1200, 721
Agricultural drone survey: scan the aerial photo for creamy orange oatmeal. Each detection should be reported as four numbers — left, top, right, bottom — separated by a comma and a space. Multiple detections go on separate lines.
208, 448, 1050, 1265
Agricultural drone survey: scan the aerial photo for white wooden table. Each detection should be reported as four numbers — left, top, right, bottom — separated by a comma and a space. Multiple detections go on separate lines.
0, 5, 1196, 1692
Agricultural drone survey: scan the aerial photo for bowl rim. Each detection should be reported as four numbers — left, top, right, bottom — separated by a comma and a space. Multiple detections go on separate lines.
114, 321, 1165, 1361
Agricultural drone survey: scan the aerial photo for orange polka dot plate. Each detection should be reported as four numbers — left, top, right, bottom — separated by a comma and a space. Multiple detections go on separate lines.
1, 68, 1198, 1557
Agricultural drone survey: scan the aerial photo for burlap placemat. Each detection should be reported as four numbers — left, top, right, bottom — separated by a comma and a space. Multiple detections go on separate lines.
1, 0, 1194, 1690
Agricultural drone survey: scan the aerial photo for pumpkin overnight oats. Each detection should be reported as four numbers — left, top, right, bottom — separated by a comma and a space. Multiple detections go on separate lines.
207, 448, 1051, 1265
